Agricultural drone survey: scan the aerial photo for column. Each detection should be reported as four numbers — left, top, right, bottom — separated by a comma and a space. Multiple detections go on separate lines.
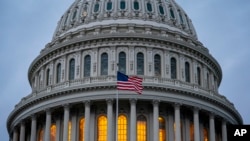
44, 110, 52, 141
168, 112, 174, 141
30, 115, 37, 141
13, 128, 18, 141
193, 108, 200, 141
107, 99, 113, 141
20, 122, 25, 141
153, 100, 159, 141
209, 113, 215, 141
174, 104, 181, 141
130, 99, 137, 141
184, 117, 190, 140
222, 120, 227, 141
84, 101, 91, 141
63, 105, 70, 141
56, 118, 61, 141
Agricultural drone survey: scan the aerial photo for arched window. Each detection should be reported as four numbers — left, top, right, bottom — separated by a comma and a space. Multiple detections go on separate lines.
56, 63, 61, 83
170, 8, 175, 19
50, 124, 56, 141
118, 115, 127, 141
38, 128, 44, 141
94, 3, 100, 12
159, 117, 166, 141
79, 117, 85, 141
64, 14, 69, 25
120, 1, 126, 10
84, 55, 91, 77
97, 115, 107, 141
72, 9, 77, 20
179, 11, 184, 24
159, 5, 165, 15
106, 1, 112, 11
171, 58, 177, 79
207, 72, 210, 89
68, 121, 72, 141
197, 67, 201, 85
118, 52, 126, 74
185, 62, 190, 82
46, 69, 50, 86
101, 53, 108, 75
134, 1, 139, 10
146, 2, 153, 12
154, 54, 161, 76
69, 59, 75, 80
137, 53, 144, 75
137, 115, 147, 141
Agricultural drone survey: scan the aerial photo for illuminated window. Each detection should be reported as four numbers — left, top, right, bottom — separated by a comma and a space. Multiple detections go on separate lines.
171, 58, 177, 79
137, 115, 147, 141
159, 117, 166, 141
118, 52, 126, 74
203, 127, 208, 141
46, 69, 50, 86
137, 53, 144, 75
185, 62, 190, 82
38, 129, 44, 141
101, 53, 108, 75
68, 121, 72, 141
154, 54, 161, 76
190, 122, 194, 141
84, 55, 91, 77
118, 115, 127, 141
97, 115, 107, 141
50, 124, 56, 141
69, 59, 75, 80
197, 67, 201, 85
79, 117, 85, 141
56, 63, 61, 83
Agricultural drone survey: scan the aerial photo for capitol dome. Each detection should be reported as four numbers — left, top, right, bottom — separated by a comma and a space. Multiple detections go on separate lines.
7, 0, 242, 141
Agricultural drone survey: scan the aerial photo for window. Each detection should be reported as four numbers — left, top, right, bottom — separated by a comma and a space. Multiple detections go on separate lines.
179, 11, 184, 24
137, 53, 144, 75
107, 1, 112, 11
185, 62, 190, 82
120, 1, 126, 10
50, 124, 56, 141
68, 121, 72, 141
56, 63, 61, 83
159, 117, 166, 141
72, 9, 77, 20
97, 115, 107, 141
38, 129, 44, 141
170, 8, 175, 19
207, 72, 210, 89
197, 67, 201, 85
146, 2, 153, 12
94, 3, 100, 12
118, 52, 126, 74
101, 53, 108, 75
134, 1, 139, 10
203, 127, 208, 141
137, 115, 147, 141
159, 5, 165, 15
64, 14, 69, 25
46, 69, 50, 86
118, 115, 127, 141
154, 54, 161, 76
171, 58, 177, 79
84, 55, 91, 77
79, 117, 85, 141
69, 59, 75, 80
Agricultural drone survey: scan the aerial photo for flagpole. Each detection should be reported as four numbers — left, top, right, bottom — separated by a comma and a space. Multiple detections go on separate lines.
116, 88, 118, 141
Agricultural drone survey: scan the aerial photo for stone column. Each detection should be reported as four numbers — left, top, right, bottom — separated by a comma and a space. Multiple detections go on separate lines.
153, 100, 159, 141
168, 112, 174, 141
63, 105, 70, 141
107, 99, 113, 141
174, 104, 181, 141
20, 122, 25, 141
193, 108, 200, 141
130, 99, 137, 141
209, 113, 215, 141
30, 115, 37, 141
13, 128, 18, 141
222, 120, 227, 141
44, 110, 52, 141
84, 101, 91, 141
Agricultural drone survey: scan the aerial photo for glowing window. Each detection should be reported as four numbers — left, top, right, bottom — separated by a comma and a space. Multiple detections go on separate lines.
68, 121, 72, 141
137, 115, 147, 141
69, 59, 75, 80
159, 117, 166, 141
97, 115, 107, 141
56, 63, 61, 83
38, 129, 44, 141
154, 54, 161, 76
203, 127, 208, 141
190, 122, 194, 141
159, 5, 164, 15
134, 1, 139, 10
101, 53, 108, 75
118, 115, 127, 141
84, 55, 91, 77
137, 53, 144, 75
185, 62, 190, 82
171, 58, 177, 79
79, 117, 85, 141
197, 67, 201, 85
118, 52, 126, 74
50, 124, 56, 141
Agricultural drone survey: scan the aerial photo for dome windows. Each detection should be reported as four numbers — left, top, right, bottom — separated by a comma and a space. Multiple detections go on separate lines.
154, 54, 161, 76
72, 9, 78, 21
84, 55, 91, 77
159, 5, 165, 15
179, 11, 184, 24
146, 2, 153, 12
101, 53, 108, 75
118, 52, 126, 74
133, 1, 140, 10
185, 62, 190, 82
171, 57, 177, 79
56, 63, 61, 83
106, 1, 113, 11
94, 2, 100, 13
120, 0, 126, 10
169, 7, 175, 19
137, 52, 144, 75
69, 58, 75, 80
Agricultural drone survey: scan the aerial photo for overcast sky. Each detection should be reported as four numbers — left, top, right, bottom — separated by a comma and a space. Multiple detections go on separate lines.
1, 0, 250, 140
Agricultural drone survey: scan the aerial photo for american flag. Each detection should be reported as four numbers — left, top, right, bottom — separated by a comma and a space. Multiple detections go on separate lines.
117, 71, 143, 94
